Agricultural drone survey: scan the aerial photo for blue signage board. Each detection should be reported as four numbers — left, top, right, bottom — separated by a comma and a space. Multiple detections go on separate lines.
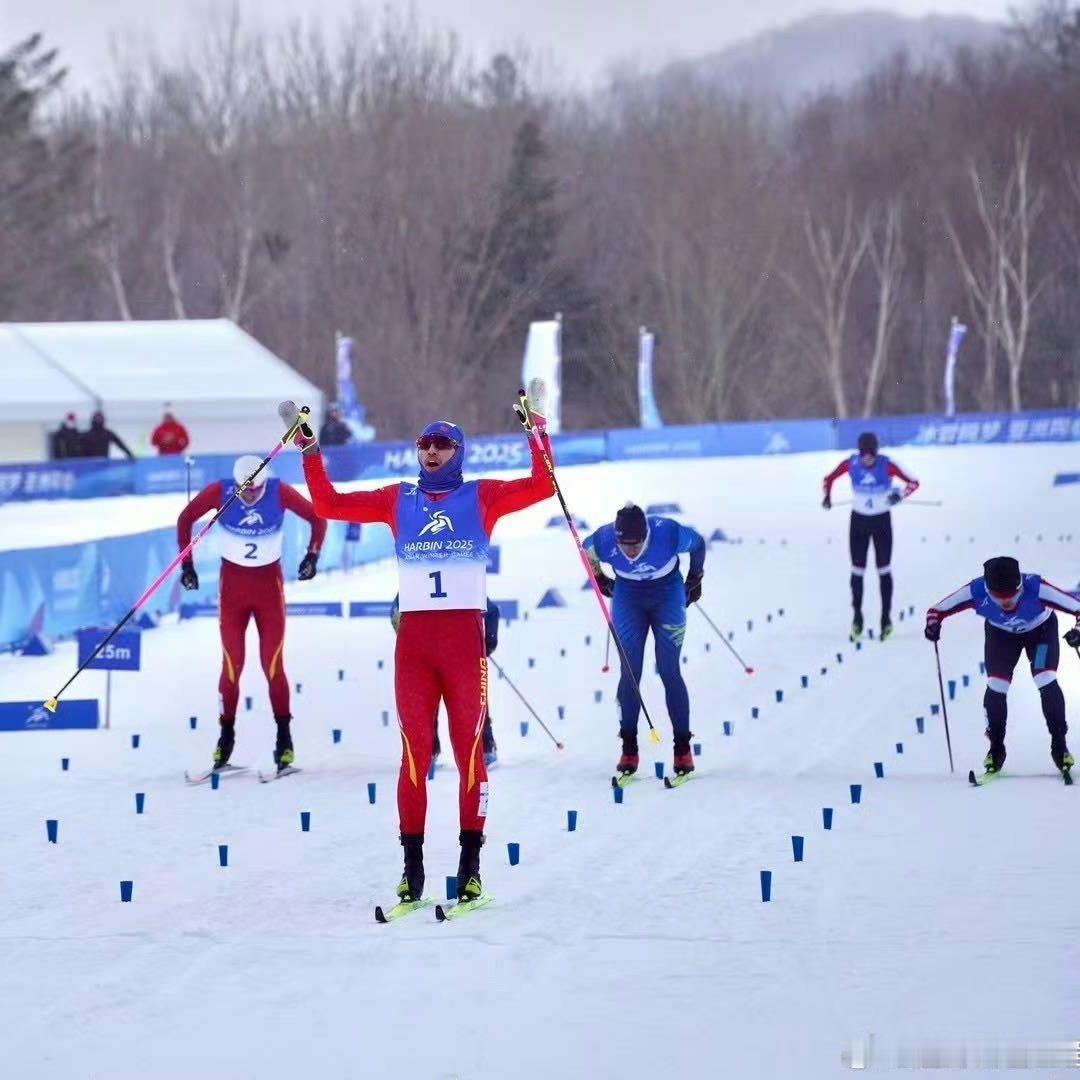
0, 699, 100, 731
76, 628, 141, 671
349, 601, 395, 618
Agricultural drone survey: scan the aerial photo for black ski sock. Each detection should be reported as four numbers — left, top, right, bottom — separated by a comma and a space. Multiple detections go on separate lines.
1039, 681, 1067, 740
983, 689, 1007, 748
850, 573, 865, 621
879, 571, 893, 624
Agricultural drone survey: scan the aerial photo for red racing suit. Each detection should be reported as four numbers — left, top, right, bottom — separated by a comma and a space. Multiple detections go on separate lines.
302, 438, 554, 835
178, 481, 326, 719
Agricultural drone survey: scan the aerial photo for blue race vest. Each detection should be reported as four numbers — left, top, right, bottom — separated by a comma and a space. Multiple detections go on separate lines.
589, 516, 688, 582
395, 482, 489, 611
218, 479, 285, 566
849, 454, 893, 516
970, 573, 1050, 634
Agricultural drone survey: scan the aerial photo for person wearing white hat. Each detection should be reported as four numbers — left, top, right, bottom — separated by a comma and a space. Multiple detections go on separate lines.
176, 454, 326, 775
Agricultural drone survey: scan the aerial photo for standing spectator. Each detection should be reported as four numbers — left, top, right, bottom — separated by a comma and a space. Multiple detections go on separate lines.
81, 410, 135, 460
50, 413, 82, 459
151, 408, 190, 455
319, 402, 352, 447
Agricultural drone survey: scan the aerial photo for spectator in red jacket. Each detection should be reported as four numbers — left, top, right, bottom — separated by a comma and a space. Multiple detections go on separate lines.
151, 409, 190, 455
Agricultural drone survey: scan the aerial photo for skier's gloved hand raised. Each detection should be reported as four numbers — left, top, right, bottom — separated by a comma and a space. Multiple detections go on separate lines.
924, 612, 942, 642
821, 493, 832, 510
684, 570, 703, 606
278, 400, 319, 454
180, 559, 199, 591
595, 571, 615, 598
297, 552, 318, 581
513, 392, 548, 437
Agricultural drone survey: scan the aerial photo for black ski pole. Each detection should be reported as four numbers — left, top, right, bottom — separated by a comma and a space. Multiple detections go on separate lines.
44, 407, 312, 712
933, 640, 955, 773
513, 389, 662, 745
694, 604, 755, 675
489, 657, 564, 750
602, 627, 611, 673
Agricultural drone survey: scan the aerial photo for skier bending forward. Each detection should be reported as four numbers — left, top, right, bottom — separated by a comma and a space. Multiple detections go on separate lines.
282, 400, 554, 907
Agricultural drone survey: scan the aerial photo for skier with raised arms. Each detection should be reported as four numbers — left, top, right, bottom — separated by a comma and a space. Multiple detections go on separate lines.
177, 455, 326, 778
583, 504, 705, 781
280, 399, 554, 917
822, 431, 919, 642
925, 556, 1079, 781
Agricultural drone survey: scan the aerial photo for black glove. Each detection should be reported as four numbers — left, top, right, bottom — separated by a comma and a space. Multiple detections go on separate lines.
596, 572, 615, 598
298, 553, 318, 581
924, 615, 941, 642
821, 493, 832, 510
180, 560, 199, 591
684, 570, 703, 606
1064, 626, 1080, 649
887, 490, 902, 506
485, 633, 498, 657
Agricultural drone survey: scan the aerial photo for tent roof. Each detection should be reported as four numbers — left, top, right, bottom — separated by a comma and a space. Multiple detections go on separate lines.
1, 319, 321, 421
1, 326, 97, 422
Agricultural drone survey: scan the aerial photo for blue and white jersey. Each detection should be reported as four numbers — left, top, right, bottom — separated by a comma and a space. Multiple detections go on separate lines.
848, 454, 894, 517
396, 482, 489, 612
931, 573, 1080, 635
218, 479, 285, 566
584, 516, 705, 583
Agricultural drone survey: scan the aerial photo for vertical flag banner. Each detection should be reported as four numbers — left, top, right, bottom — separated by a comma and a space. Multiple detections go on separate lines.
943, 317, 967, 418
638, 326, 664, 429
335, 334, 376, 442
521, 316, 562, 434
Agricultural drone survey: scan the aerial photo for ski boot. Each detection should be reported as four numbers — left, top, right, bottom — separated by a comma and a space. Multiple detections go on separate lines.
880, 618, 893, 642
983, 740, 1006, 774
396, 834, 425, 901
482, 719, 498, 766
213, 717, 235, 768
850, 612, 864, 643
456, 830, 484, 902
1051, 737, 1074, 777
273, 714, 295, 774
673, 733, 695, 776
615, 731, 639, 777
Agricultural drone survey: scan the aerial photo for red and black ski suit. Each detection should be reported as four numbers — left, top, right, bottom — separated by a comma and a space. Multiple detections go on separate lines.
302, 438, 554, 835
177, 481, 326, 719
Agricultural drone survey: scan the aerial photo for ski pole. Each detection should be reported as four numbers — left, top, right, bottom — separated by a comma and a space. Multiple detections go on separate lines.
602, 627, 611, 673
513, 389, 662, 744
694, 604, 755, 675
488, 657, 564, 750
932, 640, 955, 773
43, 407, 312, 713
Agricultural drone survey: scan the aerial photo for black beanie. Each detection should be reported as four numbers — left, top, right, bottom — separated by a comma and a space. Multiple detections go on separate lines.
615, 503, 647, 544
983, 556, 1021, 594
857, 432, 879, 455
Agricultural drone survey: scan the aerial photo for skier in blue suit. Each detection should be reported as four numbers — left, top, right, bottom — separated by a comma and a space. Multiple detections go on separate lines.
584, 504, 705, 778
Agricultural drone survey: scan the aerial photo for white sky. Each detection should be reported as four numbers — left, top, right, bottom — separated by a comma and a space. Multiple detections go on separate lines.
4, 0, 1016, 92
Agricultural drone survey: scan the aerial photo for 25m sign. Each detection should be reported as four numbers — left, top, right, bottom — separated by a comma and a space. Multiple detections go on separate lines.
76, 628, 142, 672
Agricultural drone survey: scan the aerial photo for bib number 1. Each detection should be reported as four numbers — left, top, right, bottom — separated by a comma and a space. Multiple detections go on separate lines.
429, 571, 448, 599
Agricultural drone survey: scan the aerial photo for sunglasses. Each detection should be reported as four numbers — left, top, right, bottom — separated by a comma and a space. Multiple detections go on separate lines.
416, 435, 458, 452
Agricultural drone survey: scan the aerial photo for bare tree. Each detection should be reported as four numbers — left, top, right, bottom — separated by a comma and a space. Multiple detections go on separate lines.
861, 199, 905, 416
782, 198, 870, 418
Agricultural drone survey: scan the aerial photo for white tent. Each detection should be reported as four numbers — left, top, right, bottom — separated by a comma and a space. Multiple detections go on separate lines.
0, 320, 323, 462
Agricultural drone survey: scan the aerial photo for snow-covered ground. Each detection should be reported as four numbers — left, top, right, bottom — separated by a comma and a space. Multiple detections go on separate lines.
1, 444, 1078, 1078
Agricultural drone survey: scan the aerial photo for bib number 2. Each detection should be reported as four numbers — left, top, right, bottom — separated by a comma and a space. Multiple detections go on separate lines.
244, 543, 258, 560
429, 571, 448, 599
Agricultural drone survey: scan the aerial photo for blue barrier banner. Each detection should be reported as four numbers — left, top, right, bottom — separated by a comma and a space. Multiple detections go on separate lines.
607, 419, 834, 460
349, 601, 394, 617
0, 458, 134, 504
77, 628, 141, 671
179, 603, 218, 620
0, 699, 100, 731
286, 602, 343, 617
1053, 473, 1080, 486
835, 410, 1080, 450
